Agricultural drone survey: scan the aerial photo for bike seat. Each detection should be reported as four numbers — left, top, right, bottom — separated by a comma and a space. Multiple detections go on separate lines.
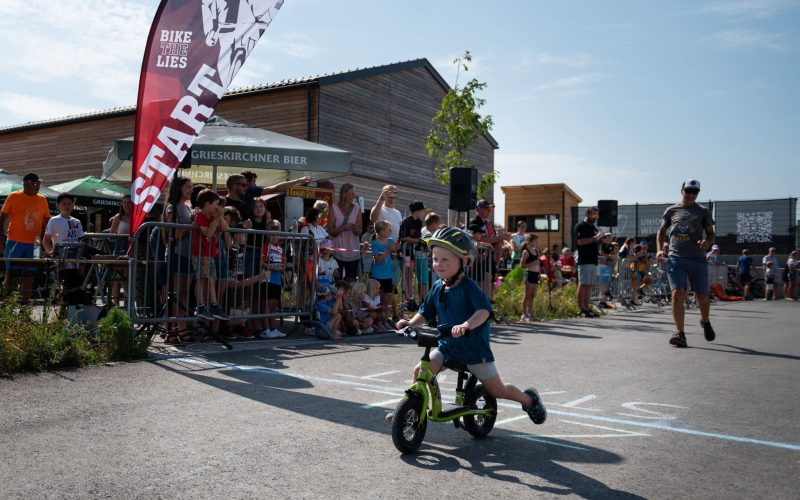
443, 360, 470, 373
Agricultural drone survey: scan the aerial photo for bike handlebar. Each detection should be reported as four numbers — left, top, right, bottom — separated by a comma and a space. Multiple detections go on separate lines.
397, 325, 470, 342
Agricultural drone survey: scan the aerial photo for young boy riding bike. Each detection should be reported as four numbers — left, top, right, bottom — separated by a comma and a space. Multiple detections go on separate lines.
395, 226, 547, 425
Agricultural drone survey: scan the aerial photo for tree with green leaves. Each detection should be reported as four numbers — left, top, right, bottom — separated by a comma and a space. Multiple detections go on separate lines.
425, 51, 496, 199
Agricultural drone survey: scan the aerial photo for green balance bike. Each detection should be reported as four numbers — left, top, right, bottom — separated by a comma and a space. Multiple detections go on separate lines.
391, 326, 497, 454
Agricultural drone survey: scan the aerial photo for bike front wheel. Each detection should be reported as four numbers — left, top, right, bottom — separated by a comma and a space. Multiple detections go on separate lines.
391, 395, 427, 454
463, 383, 497, 438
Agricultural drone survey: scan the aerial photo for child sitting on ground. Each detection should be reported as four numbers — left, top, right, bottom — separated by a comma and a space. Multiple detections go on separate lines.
364, 278, 390, 332
335, 280, 360, 336
350, 282, 374, 334
315, 282, 344, 340
395, 226, 547, 425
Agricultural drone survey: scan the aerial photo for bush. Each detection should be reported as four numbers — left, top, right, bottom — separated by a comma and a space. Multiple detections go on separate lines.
0, 296, 148, 375
95, 307, 150, 361
493, 271, 581, 321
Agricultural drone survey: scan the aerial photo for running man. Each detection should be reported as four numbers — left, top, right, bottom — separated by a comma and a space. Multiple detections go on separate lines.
656, 179, 717, 348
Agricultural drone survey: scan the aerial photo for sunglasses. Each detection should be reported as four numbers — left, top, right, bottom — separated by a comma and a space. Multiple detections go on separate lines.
683, 189, 699, 195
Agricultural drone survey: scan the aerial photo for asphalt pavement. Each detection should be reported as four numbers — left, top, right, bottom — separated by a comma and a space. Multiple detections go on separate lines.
1, 299, 798, 499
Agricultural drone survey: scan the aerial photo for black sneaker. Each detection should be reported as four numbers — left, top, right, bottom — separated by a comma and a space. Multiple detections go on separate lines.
196, 305, 214, 321
209, 304, 227, 320
669, 331, 688, 348
700, 320, 715, 342
523, 387, 547, 424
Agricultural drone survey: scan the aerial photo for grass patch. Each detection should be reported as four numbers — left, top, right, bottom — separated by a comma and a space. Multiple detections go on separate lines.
0, 295, 149, 375
493, 267, 581, 321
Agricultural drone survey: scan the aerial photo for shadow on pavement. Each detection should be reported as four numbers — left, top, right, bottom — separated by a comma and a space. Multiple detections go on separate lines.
691, 343, 800, 361
404, 443, 646, 499
154, 360, 642, 498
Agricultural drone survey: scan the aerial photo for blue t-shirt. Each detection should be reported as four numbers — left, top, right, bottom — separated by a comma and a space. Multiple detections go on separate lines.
371, 237, 395, 279
418, 276, 494, 365
315, 297, 334, 324
737, 255, 753, 276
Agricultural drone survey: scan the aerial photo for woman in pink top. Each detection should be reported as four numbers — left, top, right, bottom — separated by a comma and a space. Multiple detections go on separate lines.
327, 183, 362, 281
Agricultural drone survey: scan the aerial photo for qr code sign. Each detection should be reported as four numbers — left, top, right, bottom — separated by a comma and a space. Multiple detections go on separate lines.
736, 211, 773, 243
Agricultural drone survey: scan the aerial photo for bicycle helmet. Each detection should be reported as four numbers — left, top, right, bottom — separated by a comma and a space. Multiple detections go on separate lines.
426, 226, 475, 263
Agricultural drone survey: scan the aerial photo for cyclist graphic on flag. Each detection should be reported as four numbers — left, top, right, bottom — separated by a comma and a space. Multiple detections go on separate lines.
201, 0, 284, 88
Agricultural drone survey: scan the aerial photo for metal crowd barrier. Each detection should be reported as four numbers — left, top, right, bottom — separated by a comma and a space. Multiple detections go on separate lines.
127, 221, 318, 337
467, 244, 495, 298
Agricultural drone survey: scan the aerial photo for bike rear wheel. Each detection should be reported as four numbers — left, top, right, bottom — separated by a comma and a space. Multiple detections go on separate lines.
391, 395, 427, 454
750, 278, 766, 299
463, 383, 497, 438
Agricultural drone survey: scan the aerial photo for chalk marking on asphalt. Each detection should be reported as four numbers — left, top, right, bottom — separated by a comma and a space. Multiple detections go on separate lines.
541, 420, 650, 438
360, 397, 403, 409
513, 435, 589, 450
558, 395, 603, 412
173, 357, 800, 452
495, 415, 530, 426
334, 370, 397, 382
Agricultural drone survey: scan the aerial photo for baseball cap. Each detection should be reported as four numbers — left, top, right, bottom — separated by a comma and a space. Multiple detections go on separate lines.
409, 200, 425, 212
682, 179, 701, 191
711, 244, 720, 250
319, 239, 333, 250
316, 283, 332, 296
476, 199, 495, 209
22, 172, 41, 182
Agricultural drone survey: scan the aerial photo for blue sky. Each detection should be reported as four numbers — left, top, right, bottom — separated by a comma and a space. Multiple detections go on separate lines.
0, 0, 798, 221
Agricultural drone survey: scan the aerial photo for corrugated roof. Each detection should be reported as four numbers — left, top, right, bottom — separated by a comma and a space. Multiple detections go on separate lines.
0, 58, 498, 147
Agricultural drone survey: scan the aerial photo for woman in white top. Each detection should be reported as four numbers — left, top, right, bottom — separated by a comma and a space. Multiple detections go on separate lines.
327, 183, 362, 281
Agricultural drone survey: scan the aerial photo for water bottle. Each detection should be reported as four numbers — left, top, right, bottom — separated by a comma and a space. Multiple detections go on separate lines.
33, 235, 42, 259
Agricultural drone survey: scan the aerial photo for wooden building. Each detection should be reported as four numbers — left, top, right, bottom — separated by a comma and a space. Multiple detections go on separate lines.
0, 59, 497, 220
501, 183, 583, 249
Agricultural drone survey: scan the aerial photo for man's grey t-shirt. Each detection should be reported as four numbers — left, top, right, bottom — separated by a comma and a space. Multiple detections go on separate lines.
661, 203, 714, 260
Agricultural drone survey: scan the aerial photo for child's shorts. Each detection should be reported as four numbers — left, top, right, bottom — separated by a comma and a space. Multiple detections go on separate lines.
431, 349, 498, 381
377, 278, 394, 294
192, 256, 217, 280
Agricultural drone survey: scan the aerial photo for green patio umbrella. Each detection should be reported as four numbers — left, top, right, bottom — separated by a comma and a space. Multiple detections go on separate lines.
101, 115, 352, 189
0, 169, 59, 207
48, 175, 129, 210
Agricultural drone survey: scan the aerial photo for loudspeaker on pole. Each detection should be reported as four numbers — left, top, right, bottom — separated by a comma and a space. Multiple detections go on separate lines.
449, 167, 478, 212
597, 199, 618, 227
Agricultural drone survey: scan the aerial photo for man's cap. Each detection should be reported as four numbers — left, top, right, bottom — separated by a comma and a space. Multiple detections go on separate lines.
409, 200, 425, 212
476, 199, 495, 209
22, 172, 41, 182
682, 178, 701, 191
711, 244, 720, 250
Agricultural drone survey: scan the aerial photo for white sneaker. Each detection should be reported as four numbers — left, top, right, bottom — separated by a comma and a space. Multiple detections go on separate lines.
272, 329, 286, 338
260, 329, 274, 339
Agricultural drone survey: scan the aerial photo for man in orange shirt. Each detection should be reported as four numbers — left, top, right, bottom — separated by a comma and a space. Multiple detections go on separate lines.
0, 172, 51, 304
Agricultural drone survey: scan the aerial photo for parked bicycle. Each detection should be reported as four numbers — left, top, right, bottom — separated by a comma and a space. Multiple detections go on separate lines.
726, 266, 765, 299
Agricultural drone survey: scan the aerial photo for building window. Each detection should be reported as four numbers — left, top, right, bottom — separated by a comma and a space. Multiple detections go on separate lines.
508, 215, 560, 232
